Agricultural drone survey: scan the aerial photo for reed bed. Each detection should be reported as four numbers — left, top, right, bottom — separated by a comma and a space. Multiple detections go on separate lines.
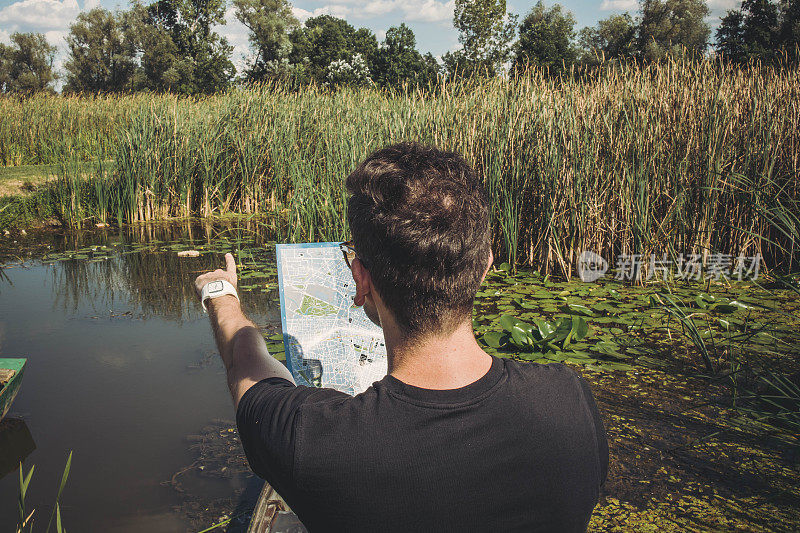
0, 93, 147, 166
2, 57, 798, 274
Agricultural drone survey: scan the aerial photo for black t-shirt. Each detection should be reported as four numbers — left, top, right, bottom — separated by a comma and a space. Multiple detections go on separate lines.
236, 356, 608, 532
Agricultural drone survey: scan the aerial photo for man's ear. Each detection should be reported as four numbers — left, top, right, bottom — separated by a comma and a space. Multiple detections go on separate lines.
481, 249, 494, 283
350, 258, 372, 307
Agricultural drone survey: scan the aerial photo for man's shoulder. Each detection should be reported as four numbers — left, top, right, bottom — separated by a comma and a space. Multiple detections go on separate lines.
501, 357, 583, 387
497, 358, 598, 410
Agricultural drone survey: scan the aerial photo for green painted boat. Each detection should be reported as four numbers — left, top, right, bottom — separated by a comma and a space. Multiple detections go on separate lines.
0, 358, 26, 422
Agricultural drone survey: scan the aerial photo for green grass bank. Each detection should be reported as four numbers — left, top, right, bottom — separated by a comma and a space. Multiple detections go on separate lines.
1, 58, 798, 275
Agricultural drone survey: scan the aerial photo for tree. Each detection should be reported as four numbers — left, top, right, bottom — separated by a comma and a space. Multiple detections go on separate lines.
778, 0, 800, 54
0, 44, 11, 93
126, 0, 235, 94
743, 0, 780, 56
447, 0, 517, 77
233, 0, 299, 81
579, 13, 638, 65
287, 15, 379, 85
716, 10, 747, 62
717, 0, 780, 62
0, 33, 57, 94
325, 53, 372, 87
373, 23, 439, 88
637, 0, 710, 60
63, 8, 137, 93
513, 1, 577, 75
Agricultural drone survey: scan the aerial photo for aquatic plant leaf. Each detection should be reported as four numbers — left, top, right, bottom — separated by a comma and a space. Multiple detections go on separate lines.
46, 451, 72, 533
510, 327, 531, 349
565, 303, 594, 317
499, 314, 519, 332
595, 341, 627, 359
565, 357, 597, 365
571, 316, 589, 340
550, 318, 573, 341
637, 356, 669, 369
19, 464, 34, 503
532, 318, 554, 340
695, 293, 716, 309
482, 331, 506, 349
598, 362, 633, 372
545, 351, 567, 362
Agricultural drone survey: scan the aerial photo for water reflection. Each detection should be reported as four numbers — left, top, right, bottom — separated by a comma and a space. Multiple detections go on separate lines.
50, 251, 230, 321
0, 418, 36, 481
0, 220, 286, 531
1, 220, 283, 322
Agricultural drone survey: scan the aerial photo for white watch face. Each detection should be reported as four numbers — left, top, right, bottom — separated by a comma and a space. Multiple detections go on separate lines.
207, 281, 224, 294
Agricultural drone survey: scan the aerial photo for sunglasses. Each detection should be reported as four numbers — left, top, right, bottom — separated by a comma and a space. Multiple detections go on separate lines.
339, 241, 357, 269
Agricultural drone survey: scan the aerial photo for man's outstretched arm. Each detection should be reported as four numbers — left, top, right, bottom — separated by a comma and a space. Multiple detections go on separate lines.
195, 253, 295, 408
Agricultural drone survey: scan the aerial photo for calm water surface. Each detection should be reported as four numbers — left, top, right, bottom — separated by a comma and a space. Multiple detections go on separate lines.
0, 222, 280, 531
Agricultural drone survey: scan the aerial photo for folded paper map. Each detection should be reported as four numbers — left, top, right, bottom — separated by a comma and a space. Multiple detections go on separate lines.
276, 242, 388, 395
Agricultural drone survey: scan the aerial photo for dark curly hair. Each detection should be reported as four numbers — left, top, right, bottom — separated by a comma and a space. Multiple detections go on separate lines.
346, 142, 491, 338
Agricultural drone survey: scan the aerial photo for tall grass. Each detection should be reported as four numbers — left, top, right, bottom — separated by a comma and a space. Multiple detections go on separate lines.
0, 93, 144, 166
2, 57, 798, 273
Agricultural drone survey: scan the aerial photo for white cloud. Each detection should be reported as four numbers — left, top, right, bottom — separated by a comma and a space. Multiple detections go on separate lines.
706, 0, 739, 9
292, 4, 353, 21
83, 0, 100, 11
0, 0, 79, 31
406, 0, 455, 22
44, 29, 67, 46
292, 0, 454, 24
0, 28, 10, 44
292, 6, 312, 21
600, 0, 637, 10
362, 0, 395, 17
358, 0, 454, 22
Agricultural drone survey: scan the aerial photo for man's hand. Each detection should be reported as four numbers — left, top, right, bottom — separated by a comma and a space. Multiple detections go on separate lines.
196, 251, 295, 408
195, 252, 238, 299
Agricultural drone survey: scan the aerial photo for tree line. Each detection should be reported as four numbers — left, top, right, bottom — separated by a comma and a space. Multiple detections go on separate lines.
0, 0, 798, 95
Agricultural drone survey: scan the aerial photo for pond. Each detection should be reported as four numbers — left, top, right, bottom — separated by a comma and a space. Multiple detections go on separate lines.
0, 221, 282, 532
1, 221, 799, 531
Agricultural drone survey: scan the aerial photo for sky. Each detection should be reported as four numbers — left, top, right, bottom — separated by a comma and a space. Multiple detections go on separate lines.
0, 0, 740, 75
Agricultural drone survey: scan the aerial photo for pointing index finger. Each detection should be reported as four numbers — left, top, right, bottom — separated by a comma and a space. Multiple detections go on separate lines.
225, 253, 236, 276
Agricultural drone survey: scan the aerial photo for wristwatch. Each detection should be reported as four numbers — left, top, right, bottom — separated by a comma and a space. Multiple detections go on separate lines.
200, 280, 239, 312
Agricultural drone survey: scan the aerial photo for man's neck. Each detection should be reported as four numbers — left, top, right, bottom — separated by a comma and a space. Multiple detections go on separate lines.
384, 320, 493, 390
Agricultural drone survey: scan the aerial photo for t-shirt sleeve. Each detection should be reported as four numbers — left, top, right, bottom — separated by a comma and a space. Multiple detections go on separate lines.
578, 377, 609, 487
235, 377, 348, 498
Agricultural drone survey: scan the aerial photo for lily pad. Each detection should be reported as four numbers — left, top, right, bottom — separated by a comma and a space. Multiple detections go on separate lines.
482, 331, 506, 349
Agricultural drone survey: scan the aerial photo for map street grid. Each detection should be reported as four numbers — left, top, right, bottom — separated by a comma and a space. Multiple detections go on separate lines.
276, 242, 388, 395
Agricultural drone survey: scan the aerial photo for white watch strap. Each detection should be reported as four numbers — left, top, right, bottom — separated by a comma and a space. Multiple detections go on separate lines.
201, 279, 239, 312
